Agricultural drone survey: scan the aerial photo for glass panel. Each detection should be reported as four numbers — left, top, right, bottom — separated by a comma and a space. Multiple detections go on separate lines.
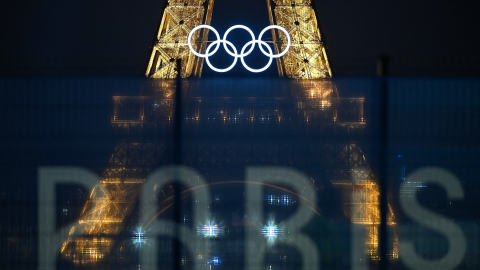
0, 77, 479, 269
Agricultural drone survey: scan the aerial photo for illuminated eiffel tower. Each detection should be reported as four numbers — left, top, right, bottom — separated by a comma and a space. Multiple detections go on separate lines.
60, 0, 397, 267
145, 0, 332, 79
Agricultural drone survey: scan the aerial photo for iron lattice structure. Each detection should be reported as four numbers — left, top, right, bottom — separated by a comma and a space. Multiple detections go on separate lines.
145, 0, 215, 78
267, 0, 332, 79
60, 180, 143, 264
145, 0, 332, 79
333, 176, 399, 260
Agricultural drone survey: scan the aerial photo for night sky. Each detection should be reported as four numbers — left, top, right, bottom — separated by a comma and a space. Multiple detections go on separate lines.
2, 0, 480, 76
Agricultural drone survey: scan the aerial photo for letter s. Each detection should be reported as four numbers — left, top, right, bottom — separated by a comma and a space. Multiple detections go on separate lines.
399, 167, 466, 270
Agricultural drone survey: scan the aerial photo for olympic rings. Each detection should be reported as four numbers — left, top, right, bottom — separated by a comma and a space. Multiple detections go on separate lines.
187, 25, 291, 73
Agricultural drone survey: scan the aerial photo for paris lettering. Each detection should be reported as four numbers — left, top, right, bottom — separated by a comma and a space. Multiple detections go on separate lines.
38, 166, 466, 270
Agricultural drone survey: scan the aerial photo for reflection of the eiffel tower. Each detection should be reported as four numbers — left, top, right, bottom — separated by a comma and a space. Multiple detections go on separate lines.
333, 172, 399, 261
60, 79, 396, 265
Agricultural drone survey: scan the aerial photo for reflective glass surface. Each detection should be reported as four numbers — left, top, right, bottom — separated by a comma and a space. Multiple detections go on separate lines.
0, 77, 479, 270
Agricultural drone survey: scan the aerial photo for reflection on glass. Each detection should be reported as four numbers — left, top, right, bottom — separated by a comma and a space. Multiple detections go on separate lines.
59, 78, 396, 267
333, 177, 398, 260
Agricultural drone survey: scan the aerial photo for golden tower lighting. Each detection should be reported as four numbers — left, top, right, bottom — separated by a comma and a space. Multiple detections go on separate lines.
61, 0, 397, 265
145, 0, 332, 78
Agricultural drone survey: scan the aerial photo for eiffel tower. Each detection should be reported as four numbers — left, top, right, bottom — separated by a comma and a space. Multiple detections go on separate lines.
145, 0, 332, 79
60, 1, 397, 268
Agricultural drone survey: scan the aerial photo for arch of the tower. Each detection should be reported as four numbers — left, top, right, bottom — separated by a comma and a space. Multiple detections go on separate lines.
145, 0, 332, 79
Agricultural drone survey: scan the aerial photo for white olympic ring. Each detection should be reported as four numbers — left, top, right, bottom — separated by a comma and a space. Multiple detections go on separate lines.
187, 25, 291, 73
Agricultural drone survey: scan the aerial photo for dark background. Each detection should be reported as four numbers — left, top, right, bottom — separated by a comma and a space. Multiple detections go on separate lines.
1, 0, 480, 76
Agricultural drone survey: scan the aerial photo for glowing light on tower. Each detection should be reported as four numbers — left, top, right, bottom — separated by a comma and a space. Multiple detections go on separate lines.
199, 221, 222, 238
133, 227, 146, 246
211, 256, 221, 265
262, 220, 283, 243
267, 195, 276, 204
